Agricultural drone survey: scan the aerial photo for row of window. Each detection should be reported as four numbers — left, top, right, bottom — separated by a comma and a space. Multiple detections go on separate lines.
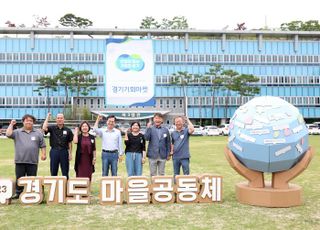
1, 52, 320, 65
1, 74, 320, 86
1, 96, 320, 107
0, 53, 104, 62
156, 75, 320, 85
0, 74, 104, 83
155, 54, 320, 64
187, 96, 320, 106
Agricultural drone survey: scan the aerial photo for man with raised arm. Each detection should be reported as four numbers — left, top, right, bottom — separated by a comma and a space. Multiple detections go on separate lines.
6, 114, 46, 199
170, 116, 194, 179
42, 112, 73, 179
93, 115, 123, 176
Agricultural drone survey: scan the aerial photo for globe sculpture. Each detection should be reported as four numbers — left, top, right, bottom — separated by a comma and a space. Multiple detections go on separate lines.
225, 96, 314, 207
228, 96, 309, 172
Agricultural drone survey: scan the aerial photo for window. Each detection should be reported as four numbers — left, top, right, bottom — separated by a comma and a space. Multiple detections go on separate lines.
161, 54, 168, 62
155, 54, 161, 62
46, 53, 52, 61
179, 99, 183, 108
199, 54, 205, 62
168, 54, 174, 62
33, 53, 39, 61
53, 54, 58, 61
19, 97, 25, 105
187, 54, 192, 62
193, 54, 199, 62
205, 54, 211, 62
72, 53, 78, 61
85, 54, 91, 61
166, 99, 170, 108
6, 53, 12, 61
159, 99, 163, 108
278, 55, 284, 63
92, 54, 97, 61
79, 54, 85, 61
272, 55, 278, 63
181, 54, 186, 62
13, 53, 19, 61
98, 54, 104, 61
6, 75, 12, 83
290, 56, 296, 63
40, 53, 45, 61
224, 55, 229, 62
242, 55, 248, 62
59, 54, 65, 61
174, 54, 180, 62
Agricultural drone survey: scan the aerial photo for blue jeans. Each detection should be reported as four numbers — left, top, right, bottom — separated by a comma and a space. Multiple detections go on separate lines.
125, 152, 143, 177
173, 158, 190, 178
102, 152, 119, 176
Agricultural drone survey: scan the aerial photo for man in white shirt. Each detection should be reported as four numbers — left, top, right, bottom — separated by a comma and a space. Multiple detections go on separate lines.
94, 115, 123, 176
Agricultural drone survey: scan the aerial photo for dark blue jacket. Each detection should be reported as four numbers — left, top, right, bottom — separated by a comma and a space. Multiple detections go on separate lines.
144, 125, 171, 159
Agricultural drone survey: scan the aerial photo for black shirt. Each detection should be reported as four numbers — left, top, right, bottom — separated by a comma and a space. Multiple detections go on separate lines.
46, 125, 73, 150
124, 133, 146, 153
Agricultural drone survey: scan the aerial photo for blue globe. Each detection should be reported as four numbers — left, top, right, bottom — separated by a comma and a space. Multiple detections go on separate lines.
228, 96, 309, 173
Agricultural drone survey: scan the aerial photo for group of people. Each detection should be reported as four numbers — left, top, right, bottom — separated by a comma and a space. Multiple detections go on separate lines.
6, 112, 194, 199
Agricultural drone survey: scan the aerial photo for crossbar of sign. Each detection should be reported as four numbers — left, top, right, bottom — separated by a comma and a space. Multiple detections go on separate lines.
0, 175, 223, 205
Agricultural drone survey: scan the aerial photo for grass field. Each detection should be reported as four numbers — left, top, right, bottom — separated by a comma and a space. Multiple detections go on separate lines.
0, 136, 319, 229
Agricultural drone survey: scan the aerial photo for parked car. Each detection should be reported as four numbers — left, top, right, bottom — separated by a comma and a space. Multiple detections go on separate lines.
218, 124, 230, 136
204, 126, 220, 136
307, 124, 320, 135
0, 125, 8, 136
192, 125, 204, 136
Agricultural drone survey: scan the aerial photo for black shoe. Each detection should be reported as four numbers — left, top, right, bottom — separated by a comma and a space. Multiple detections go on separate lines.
11, 194, 20, 200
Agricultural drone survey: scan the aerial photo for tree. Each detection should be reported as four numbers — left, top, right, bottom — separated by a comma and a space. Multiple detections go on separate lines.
230, 74, 260, 105
170, 16, 189, 29
71, 70, 96, 99
280, 20, 320, 31
171, 71, 193, 116
205, 64, 224, 124
59, 13, 93, 28
220, 69, 238, 120
33, 76, 58, 113
140, 16, 160, 29
33, 15, 50, 28
70, 70, 96, 119
56, 67, 75, 112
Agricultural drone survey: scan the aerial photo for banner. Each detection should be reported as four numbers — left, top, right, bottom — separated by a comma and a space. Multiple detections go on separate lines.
106, 39, 155, 106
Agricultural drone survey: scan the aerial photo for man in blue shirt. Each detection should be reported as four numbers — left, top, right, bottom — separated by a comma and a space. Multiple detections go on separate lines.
94, 115, 123, 176
144, 113, 171, 176
170, 116, 194, 178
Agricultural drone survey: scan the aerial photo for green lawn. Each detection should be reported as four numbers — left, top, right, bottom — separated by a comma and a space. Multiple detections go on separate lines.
0, 136, 319, 229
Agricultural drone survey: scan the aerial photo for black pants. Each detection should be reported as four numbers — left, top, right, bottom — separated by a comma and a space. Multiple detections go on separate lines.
50, 148, 69, 179
15, 163, 38, 195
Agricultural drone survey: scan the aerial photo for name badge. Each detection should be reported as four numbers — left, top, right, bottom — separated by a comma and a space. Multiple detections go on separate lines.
180, 135, 184, 139
63, 130, 67, 135
31, 136, 36, 141
163, 134, 167, 138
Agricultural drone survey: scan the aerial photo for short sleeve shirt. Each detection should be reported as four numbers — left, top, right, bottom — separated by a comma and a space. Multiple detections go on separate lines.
8, 128, 46, 164
46, 125, 73, 150
171, 128, 190, 159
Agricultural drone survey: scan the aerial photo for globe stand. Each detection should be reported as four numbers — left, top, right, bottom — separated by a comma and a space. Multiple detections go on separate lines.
225, 147, 314, 207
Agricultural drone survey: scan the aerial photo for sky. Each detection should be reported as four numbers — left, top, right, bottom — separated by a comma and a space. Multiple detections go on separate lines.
0, 0, 319, 30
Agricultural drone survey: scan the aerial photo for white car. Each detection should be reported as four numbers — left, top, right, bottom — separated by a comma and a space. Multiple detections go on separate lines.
218, 124, 230, 136
192, 125, 204, 136
307, 124, 320, 135
204, 126, 220, 136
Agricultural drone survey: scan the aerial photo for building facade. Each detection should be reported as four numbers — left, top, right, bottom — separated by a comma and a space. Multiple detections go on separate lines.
0, 28, 320, 125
